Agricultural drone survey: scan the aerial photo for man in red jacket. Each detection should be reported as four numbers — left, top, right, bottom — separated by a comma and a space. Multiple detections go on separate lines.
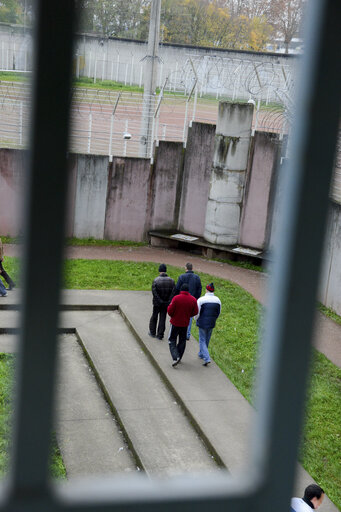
167, 283, 198, 367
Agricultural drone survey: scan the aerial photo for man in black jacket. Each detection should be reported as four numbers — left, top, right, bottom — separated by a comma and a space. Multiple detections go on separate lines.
149, 264, 175, 340
175, 262, 202, 340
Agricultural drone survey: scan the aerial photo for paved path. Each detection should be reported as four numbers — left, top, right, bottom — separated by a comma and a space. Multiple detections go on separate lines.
5, 244, 341, 368
0, 289, 337, 511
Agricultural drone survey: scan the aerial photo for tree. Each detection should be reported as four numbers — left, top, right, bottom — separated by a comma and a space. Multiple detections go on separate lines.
79, 0, 149, 38
268, 0, 305, 53
0, 0, 21, 23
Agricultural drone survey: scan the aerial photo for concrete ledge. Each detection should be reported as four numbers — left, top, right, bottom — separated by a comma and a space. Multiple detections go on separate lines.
149, 230, 267, 266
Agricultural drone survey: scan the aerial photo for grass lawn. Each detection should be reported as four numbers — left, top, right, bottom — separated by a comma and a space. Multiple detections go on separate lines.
2, 257, 340, 506
0, 354, 66, 478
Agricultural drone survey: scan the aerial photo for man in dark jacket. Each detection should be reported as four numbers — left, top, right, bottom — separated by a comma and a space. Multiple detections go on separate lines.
175, 262, 202, 340
167, 283, 198, 367
149, 263, 175, 340
196, 283, 221, 366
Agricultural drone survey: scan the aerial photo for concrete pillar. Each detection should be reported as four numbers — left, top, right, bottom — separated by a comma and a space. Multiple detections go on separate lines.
203, 102, 254, 245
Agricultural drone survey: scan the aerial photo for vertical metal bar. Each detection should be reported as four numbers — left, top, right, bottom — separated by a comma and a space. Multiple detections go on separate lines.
252, 2, 341, 511
124, 120, 128, 156
88, 112, 92, 154
19, 101, 23, 146
116, 53, 120, 82
88, 50, 91, 78
102, 54, 105, 81
130, 55, 134, 85
10, 0, 77, 496
108, 92, 121, 158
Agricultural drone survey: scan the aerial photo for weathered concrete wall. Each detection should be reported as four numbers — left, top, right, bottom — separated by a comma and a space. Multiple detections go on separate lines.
104, 157, 151, 241
319, 202, 341, 315
73, 155, 109, 239
178, 122, 216, 236
0, 149, 25, 236
150, 141, 184, 231
65, 154, 78, 238
239, 132, 280, 250
204, 102, 254, 245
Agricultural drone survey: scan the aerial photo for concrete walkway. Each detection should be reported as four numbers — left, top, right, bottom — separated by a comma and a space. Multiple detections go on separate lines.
0, 289, 337, 511
5, 243, 340, 368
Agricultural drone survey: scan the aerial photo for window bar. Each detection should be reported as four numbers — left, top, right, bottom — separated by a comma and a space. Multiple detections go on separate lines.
252, 0, 341, 509
9, 0, 77, 502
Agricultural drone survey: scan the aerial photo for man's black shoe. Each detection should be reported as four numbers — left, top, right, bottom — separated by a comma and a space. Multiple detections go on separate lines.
148, 332, 156, 338
172, 358, 180, 367
203, 361, 211, 367
156, 335, 163, 340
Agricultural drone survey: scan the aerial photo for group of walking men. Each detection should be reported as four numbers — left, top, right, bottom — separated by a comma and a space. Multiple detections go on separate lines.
149, 262, 221, 368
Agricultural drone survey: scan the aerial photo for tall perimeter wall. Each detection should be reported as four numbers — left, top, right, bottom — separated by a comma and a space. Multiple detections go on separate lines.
0, 22, 295, 101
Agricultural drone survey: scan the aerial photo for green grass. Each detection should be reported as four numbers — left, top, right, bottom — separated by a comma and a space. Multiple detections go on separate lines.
0, 236, 147, 247
0, 353, 66, 478
73, 76, 143, 93
2, 256, 340, 507
65, 237, 147, 247
318, 303, 341, 326
0, 71, 31, 83
301, 351, 341, 507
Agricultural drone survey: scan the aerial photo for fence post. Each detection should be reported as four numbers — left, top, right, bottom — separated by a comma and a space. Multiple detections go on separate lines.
94, 59, 97, 84
183, 78, 197, 147
252, 98, 261, 136
76, 54, 80, 78
130, 54, 134, 85
116, 53, 120, 82
102, 54, 105, 81
123, 120, 128, 156
108, 92, 122, 159
192, 84, 198, 123
139, 64, 143, 88
87, 111, 92, 153
124, 63, 128, 85
19, 101, 23, 146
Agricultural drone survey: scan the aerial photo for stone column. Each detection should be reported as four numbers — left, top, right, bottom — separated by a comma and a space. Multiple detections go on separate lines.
203, 102, 254, 245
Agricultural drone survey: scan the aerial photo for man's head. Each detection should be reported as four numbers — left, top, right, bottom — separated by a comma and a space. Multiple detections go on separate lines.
185, 262, 193, 271
181, 284, 189, 292
304, 484, 325, 509
158, 263, 167, 273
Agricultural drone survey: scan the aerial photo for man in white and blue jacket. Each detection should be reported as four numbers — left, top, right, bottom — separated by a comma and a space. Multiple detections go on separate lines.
195, 283, 221, 366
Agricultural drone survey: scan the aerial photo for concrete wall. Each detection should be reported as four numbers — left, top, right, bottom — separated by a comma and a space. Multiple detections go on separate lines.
73, 155, 109, 239
178, 122, 216, 236
150, 141, 184, 232
239, 132, 280, 250
104, 157, 151, 241
319, 202, 341, 315
0, 149, 25, 236
1, 128, 340, 314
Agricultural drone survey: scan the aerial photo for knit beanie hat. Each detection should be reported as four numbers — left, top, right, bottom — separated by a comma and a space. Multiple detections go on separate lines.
159, 263, 167, 272
206, 283, 215, 292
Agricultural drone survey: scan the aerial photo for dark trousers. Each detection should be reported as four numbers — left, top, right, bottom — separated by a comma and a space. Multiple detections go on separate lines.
168, 325, 187, 361
149, 304, 168, 339
0, 261, 15, 289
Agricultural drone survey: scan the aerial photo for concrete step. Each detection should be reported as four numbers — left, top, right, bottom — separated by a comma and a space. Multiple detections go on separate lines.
56, 331, 137, 477
61, 310, 218, 477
